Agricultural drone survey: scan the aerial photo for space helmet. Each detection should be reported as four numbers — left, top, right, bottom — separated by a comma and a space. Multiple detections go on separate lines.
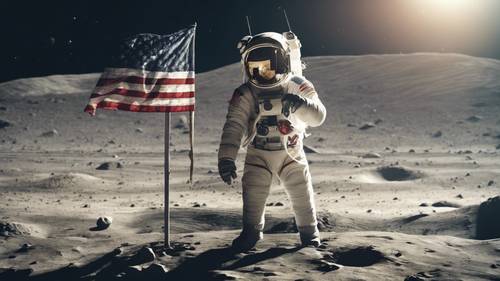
238, 32, 291, 89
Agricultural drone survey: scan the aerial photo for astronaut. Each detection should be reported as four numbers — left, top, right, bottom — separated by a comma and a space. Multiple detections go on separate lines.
218, 31, 326, 251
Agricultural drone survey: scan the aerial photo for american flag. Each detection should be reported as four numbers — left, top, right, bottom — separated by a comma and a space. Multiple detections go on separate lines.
85, 25, 196, 115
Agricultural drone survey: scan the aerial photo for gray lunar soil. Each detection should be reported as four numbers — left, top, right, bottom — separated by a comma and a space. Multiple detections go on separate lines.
0, 53, 500, 280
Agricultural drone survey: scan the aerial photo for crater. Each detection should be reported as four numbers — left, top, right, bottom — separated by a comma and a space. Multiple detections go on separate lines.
376, 166, 422, 181
327, 246, 386, 267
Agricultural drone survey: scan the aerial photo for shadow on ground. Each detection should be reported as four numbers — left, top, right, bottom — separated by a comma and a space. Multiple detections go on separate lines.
3, 245, 300, 281
168, 246, 300, 280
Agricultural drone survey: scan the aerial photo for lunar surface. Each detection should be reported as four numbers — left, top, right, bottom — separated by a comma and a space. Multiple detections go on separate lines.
1, 53, 500, 280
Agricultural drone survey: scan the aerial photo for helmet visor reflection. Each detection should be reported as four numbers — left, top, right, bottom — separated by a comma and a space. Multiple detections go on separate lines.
247, 60, 276, 80
245, 46, 288, 86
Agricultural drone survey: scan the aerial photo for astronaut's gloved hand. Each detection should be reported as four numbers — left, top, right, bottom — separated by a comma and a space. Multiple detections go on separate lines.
218, 158, 237, 185
281, 94, 306, 117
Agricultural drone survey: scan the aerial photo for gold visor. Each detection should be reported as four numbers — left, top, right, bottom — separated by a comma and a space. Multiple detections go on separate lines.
247, 60, 276, 80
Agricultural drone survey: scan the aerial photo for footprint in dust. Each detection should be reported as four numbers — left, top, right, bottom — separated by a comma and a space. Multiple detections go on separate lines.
404, 269, 442, 281
310, 259, 342, 272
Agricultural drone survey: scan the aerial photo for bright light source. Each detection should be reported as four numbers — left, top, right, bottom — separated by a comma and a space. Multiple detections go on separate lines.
418, 0, 475, 13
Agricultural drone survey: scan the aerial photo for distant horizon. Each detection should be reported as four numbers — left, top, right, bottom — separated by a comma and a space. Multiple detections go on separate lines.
2, 52, 498, 84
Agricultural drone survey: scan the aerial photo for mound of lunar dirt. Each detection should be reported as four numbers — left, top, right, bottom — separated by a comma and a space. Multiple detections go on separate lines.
476, 196, 500, 239
34, 173, 101, 189
376, 166, 423, 181
0, 221, 38, 237
431, 201, 462, 208
96, 162, 124, 170
132, 208, 349, 235
391, 205, 478, 238
146, 201, 489, 239
0, 73, 99, 97
131, 204, 487, 239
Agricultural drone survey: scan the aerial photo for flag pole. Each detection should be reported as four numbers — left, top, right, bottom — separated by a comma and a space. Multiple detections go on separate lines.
189, 23, 196, 186
189, 111, 194, 185
164, 111, 171, 249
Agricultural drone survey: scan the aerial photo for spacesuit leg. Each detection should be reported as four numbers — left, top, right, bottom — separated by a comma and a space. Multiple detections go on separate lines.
233, 148, 273, 251
279, 152, 320, 246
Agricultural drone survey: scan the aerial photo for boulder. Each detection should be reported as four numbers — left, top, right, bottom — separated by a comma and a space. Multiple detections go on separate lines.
476, 196, 500, 239
0, 119, 12, 129
96, 216, 113, 230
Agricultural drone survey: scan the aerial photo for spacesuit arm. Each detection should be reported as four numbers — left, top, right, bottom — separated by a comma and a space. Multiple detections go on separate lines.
288, 77, 326, 127
218, 88, 255, 161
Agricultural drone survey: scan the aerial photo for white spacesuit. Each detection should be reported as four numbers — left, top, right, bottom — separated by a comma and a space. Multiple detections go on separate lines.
218, 31, 326, 251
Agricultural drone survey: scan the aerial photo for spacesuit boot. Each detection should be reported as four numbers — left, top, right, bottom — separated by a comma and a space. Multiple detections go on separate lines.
298, 225, 321, 247
231, 226, 264, 252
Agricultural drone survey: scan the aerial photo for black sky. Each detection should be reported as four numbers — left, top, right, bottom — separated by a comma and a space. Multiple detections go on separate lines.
1, 0, 499, 83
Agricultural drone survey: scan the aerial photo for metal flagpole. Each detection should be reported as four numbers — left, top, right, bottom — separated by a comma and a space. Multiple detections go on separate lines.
189, 111, 194, 185
164, 24, 196, 250
189, 23, 196, 186
164, 111, 171, 249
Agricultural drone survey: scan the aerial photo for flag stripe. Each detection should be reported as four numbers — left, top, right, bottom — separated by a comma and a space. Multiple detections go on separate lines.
88, 94, 194, 106
100, 68, 194, 79
90, 89, 194, 99
96, 77, 194, 87
93, 83, 194, 95
85, 102, 194, 113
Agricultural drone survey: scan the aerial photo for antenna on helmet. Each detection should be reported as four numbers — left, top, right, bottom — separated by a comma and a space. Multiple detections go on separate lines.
283, 9, 292, 31
245, 16, 253, 35
281, 8, 303, 76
